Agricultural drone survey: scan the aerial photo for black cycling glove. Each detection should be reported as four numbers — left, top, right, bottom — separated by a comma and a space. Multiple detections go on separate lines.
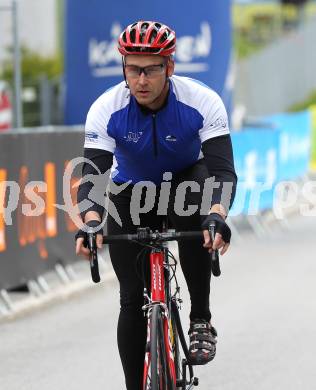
75, 220, 104, 247
201, 213, 231, 243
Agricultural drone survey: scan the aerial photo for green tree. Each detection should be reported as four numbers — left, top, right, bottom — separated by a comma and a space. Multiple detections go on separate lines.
0, 46, 63, 126
0, 46, 62, 83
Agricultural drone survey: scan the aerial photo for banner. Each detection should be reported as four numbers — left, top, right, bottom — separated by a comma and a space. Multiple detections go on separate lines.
268, 111, 311, 180
0, 129, 83, 290
231, 110, 311, 215
231, 128, 279, 215
64, 0, 232, 124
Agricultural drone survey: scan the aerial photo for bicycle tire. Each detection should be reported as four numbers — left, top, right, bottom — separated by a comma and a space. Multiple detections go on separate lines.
150, 305, 170, 390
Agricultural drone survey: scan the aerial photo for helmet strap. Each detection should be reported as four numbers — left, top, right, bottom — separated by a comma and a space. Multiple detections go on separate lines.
122, 57, 129, 89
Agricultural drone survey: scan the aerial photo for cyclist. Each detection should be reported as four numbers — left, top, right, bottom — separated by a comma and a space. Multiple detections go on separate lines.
75, 21, 237, 390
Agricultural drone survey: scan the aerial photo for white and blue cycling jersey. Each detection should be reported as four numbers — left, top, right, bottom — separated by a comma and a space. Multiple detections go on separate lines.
84, 75, 230, 184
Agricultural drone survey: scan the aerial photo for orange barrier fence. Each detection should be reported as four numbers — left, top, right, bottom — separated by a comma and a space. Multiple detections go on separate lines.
0, 128, 83, 289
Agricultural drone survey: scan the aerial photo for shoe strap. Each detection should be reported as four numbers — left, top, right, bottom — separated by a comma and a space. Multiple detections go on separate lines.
190, 334, 216, 344
189, 342, 215, 352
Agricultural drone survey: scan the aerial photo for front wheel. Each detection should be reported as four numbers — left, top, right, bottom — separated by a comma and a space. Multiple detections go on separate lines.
144, 304, 175, 390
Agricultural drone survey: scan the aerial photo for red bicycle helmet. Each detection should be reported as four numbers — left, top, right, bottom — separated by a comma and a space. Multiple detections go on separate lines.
118, 21, 176, 56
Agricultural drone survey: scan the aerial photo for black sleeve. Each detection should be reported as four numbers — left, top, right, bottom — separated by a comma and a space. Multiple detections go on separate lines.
201, 134, 238, 212
77, 148, 113, 221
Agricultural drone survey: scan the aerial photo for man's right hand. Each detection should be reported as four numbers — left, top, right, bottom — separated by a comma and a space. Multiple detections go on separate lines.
75, 220, 104, 260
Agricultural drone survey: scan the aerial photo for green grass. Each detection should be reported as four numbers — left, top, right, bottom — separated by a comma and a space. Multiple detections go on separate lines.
289, 90, 316, 112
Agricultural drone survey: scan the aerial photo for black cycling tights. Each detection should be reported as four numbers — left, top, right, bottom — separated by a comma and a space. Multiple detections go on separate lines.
107, 161, 212, 390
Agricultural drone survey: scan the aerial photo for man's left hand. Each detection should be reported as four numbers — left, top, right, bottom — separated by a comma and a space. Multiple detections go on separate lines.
201, 213, 231, 255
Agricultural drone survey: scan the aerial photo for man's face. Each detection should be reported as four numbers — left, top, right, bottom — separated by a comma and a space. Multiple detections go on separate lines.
124, 55, 174, 107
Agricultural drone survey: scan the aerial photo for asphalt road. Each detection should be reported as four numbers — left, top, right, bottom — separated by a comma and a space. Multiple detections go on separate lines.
1, 215, 316, 390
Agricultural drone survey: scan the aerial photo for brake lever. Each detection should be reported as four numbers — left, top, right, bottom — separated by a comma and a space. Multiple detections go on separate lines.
209, 221, 221, 277
87, 229, 101, 283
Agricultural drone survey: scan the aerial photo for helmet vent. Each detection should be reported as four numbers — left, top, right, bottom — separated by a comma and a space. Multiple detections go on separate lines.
159, 32, 168, 44
150, 30, 158, 43
165, 40, 174, 49
141, 22, 149, 31
130, 29, 136, 42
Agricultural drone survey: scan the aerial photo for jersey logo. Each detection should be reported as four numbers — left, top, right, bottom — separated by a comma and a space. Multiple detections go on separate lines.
165, 134, 177, 142
124, 131, 143, 143
210, 117, 227, 129
85, 132, 98, 142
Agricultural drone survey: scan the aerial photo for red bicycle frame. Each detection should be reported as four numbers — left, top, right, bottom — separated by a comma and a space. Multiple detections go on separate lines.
96, 227, 205, 389
143, 249, 177, 389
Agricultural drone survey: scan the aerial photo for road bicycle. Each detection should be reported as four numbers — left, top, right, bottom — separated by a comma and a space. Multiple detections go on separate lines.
87, 220, 220, 389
